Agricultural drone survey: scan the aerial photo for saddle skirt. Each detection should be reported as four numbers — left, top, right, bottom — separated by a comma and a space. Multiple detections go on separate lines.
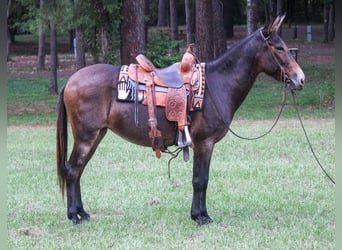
116, 51, 206, 158
117, 63, 206, 112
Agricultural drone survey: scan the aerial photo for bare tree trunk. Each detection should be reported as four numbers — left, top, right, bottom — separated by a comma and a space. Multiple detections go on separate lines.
38, 0, 46, 70
75, 28, 86, 70
276, 0, 283, 35
49, 22, 58, 96
120, 0, 146, 65
323, 1, 329, 43
157, 0, 168, 26
223, 0, 234, 38
269, 0, 276, 21
212, 0, 226, 58
100, 28, 109, 63
169, 0, 178, 53
328, 1, 335, 41
246, 0, 258, 35
185, 0, 195, 45
38, 31, 46, 70
7, 0, 12, 61
196, 0, 213, 62
94, 0, 110, 63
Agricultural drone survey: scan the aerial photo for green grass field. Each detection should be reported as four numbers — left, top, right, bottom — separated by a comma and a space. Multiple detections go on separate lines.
7, 119, 334, 249
7, 61, 335, 249
7, 63, 335, 126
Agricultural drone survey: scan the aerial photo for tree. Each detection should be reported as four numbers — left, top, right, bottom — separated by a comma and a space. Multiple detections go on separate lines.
328, 0, 335, 41
120, 0, 146, 65
49, 22, 58, 95
212, 0, 226, 58
223, 0, 234, 38
195, 0, 213, 62
169, 0, 178, 53
75, 28, 86, 70
247, 0, 258, 35
94, 0, 111, 63
7, 0, 12, 61
38, 0, 46, 70
324, 0, 335, 42
157, 0, 168, 26
276, 0, 283, 35
184, 0, 195, 45
73, 0, 86, 69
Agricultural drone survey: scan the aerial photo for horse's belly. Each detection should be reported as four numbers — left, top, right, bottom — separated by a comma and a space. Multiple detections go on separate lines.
108, 102, 178, 148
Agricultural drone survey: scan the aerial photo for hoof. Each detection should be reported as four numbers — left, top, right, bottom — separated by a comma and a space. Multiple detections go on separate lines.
192, 215, 213, 226
69, 211, 90, 225
79, 211, 90, 221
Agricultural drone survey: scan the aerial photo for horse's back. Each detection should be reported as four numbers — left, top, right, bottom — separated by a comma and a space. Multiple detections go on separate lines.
63, 64, 119, 129
65, 64, 118, 91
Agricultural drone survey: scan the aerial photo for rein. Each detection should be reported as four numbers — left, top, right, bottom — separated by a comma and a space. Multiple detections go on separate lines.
290, 90, 335, 185
228, 87, 287, 140
227, 29, 290, 140
208, 28, 335, 185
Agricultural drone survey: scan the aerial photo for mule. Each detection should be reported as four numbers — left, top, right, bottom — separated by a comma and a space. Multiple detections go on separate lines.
56, 15, 305, 225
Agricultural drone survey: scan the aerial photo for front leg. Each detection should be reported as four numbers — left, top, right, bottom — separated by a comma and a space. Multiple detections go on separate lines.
191, 141, 214, 225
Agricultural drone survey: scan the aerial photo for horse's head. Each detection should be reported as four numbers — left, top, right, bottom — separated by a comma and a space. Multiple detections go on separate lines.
258, 15, 305, 90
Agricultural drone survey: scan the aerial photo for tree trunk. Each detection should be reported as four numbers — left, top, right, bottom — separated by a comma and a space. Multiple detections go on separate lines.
323, 1, 328, 43
100, 29, 109, 63
38, 0, 46, 70
223, 0, 234, 38
246, 0, 258, 35
7, 0, 12, 61
269, 0, 276, 21
120, 0, 146, 65
169, 0, 178, 53
212, 0, 226, 58
185, 0, 195, 45
38, 31, 46, 70
49, 22, 58, 96
94, 0, 110, 63
157, 0, 168, 26
276, 0, 283, 35
328, 1, 334, 42
195, 0, 213, 62
75, 28, 86, 70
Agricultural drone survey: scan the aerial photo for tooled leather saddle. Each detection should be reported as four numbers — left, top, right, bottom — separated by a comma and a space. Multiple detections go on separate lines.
117, 45, 206, 159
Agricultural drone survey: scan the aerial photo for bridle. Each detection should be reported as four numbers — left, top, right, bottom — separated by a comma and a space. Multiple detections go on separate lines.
259, 28, 293, 90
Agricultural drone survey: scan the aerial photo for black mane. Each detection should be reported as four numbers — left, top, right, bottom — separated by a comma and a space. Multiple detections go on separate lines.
206, 28, 263, 74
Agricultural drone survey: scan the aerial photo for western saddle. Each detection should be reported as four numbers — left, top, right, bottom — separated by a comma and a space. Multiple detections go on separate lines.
117, 44, 205, 159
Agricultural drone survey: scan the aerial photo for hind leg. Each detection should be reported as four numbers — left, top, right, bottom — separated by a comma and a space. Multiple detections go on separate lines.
65, 128, 107, 224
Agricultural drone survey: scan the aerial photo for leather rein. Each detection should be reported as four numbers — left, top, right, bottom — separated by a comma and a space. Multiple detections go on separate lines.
219, 29, 335, 184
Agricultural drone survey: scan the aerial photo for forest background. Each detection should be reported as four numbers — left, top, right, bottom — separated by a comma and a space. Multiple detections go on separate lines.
7, 0, 335, 95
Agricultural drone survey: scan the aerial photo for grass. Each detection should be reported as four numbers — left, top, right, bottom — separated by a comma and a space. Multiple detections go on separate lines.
7, 120, 335, 249
7, 57, 335, 248
6, 63, 335, 125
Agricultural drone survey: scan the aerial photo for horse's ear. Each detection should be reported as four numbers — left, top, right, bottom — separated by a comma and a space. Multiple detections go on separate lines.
267, 14, 286, 34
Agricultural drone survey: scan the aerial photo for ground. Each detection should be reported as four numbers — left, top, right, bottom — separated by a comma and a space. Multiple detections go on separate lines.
7, 24, 335, 79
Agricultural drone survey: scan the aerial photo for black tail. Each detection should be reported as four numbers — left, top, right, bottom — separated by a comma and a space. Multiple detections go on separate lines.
56, 87, 68, 199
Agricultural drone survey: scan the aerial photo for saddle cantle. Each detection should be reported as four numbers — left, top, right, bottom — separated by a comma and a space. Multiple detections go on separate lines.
117, 45, 205, 159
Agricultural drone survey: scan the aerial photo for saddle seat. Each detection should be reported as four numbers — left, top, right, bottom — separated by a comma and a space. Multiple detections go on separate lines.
129, 44, 196, 88
120, 45, 200, 159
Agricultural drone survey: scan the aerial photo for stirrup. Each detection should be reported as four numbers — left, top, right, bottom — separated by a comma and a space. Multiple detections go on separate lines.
177, 125, 192, 148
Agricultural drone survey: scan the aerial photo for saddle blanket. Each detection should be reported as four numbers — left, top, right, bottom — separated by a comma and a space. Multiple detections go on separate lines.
116, 63, 206, 111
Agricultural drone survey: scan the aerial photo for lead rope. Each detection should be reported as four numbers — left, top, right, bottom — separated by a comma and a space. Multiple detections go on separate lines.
290, 90, 335, 185
228, 85, 287, 140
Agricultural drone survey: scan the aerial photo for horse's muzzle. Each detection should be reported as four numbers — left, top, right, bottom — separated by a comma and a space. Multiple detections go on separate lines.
286, 72, 305, 91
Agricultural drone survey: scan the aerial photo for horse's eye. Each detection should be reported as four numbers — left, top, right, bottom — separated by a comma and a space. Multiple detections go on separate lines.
276, 47, 284, 53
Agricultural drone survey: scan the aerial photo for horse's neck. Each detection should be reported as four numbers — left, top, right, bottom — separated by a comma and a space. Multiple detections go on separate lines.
208, 35, 260, 88
205, 34, 261, 123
